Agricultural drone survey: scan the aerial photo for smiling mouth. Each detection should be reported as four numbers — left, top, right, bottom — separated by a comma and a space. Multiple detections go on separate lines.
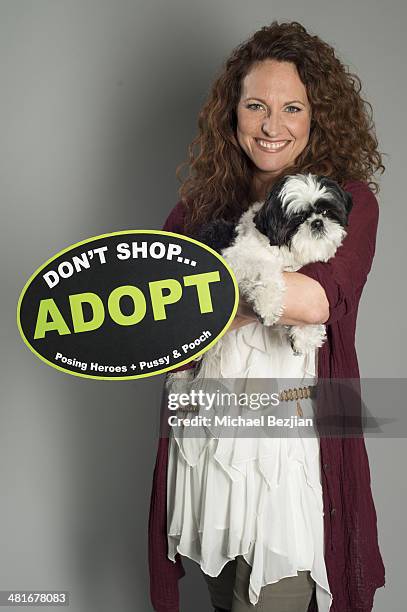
255, 138, 291, 152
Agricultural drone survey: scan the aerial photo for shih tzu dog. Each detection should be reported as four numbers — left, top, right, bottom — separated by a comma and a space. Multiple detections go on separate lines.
195, 173, 353, 355
167, 173, 352, 388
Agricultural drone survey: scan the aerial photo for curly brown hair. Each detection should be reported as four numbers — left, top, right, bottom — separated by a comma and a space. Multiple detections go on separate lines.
176, 20, 385, 233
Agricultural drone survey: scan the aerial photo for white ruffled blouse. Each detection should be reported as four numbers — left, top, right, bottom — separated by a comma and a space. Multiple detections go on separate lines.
166, 322, 333, 611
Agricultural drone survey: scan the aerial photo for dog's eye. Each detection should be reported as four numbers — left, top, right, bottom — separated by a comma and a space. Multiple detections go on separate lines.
321, 209, 328, 216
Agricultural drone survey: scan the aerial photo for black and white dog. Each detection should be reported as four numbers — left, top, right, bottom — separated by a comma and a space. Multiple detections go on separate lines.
195, 173, 353, 356
167, 173, 352, 388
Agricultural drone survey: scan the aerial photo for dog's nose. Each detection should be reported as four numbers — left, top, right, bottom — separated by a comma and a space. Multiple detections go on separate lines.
311, 218, 324, 230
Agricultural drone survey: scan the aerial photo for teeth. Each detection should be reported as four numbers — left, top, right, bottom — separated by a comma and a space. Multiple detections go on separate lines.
257, 139, 288, 150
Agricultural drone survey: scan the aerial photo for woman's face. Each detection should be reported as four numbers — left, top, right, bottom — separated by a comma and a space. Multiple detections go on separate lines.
236, 59, 312, 191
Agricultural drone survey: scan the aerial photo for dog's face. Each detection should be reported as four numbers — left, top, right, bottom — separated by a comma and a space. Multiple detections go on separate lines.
253, 173, 353, 263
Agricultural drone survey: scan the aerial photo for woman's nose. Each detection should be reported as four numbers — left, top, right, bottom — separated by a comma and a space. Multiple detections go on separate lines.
261, 112, 283, 136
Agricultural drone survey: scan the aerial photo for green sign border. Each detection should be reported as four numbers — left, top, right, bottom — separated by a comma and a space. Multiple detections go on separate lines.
16, 230, 239, 380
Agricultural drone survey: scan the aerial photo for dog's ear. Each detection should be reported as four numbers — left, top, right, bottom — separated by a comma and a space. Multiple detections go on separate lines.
254, 199, 280, 245
192, 219, 237, 253
317, 175, 354, 218
254, 177, 288, 246
343, 190, 353, 215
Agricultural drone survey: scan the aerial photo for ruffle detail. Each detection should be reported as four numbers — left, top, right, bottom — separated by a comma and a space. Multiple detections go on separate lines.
166, 323, 332, 611
196, 322, 317, 379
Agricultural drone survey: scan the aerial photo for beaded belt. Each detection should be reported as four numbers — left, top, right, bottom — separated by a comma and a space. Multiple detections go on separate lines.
174, 384, 316, 417
278, 385, 315, 417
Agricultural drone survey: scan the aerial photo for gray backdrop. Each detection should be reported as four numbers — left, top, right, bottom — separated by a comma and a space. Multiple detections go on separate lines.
1, 1, 405, 610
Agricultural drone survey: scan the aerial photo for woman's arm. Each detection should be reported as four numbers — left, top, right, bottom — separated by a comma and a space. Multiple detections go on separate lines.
227, 273, 327, 329
227, 274, 328, 330
276, 272, 329, 325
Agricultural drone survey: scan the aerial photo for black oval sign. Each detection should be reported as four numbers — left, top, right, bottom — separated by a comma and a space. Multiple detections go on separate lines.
17, 231, 238, 379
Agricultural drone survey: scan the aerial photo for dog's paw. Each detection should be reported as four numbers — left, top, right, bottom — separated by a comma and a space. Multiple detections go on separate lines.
247, 284, 285, 326
288, 324, 327, 354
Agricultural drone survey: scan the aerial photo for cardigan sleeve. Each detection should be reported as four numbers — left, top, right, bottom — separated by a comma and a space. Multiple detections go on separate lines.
148, 200, 192, 612
298, 181, 379, 326
162, 200, 187, 234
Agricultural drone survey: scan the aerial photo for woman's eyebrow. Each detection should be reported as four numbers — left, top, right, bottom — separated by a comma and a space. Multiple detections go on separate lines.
243, 97, 306, 105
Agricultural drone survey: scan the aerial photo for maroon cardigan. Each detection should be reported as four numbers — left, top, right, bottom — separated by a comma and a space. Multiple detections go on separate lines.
148, 180, 386, 612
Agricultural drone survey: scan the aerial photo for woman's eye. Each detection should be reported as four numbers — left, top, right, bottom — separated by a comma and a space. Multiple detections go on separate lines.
246, 103, 264, 111
285, 106, 301, 113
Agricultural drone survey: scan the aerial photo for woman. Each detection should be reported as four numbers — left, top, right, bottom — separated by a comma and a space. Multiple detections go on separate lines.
149, 21, 386, 612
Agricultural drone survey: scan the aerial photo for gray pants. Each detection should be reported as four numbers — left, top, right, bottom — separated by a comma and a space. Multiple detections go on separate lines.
201, 556, 315, 612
